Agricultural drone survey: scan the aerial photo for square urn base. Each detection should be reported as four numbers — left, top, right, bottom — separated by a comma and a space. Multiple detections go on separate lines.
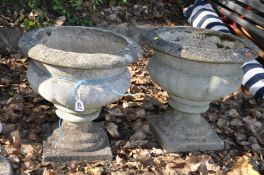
42, 141, 112, 163
147, 110, 224, 152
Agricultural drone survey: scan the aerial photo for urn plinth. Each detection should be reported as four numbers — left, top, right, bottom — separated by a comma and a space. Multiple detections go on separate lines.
145, 26, 258, 152
19, 26, 142, 162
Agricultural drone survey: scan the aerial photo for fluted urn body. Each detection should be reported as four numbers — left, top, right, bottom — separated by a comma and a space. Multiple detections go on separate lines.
145, 27, 258, 152
18, 26, 142, 162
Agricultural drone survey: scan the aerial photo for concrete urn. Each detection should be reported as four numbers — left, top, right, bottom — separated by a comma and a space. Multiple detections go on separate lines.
145, 27, 258, 152
18, 26, 142, 162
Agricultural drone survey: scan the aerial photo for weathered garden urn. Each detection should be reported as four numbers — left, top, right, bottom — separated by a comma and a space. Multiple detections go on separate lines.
145, 26, 258, 152
18, 26, 142, 162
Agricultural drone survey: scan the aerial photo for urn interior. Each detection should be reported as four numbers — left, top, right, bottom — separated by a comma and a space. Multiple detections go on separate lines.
158, 28, 244, 50
36, 27, 127, 54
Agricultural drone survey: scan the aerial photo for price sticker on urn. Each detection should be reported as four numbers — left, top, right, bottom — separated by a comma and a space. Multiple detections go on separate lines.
75, 100, 85, 112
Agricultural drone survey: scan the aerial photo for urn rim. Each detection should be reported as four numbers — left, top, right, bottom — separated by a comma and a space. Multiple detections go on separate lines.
18, 26, 143, 69
144, 26, 259, 63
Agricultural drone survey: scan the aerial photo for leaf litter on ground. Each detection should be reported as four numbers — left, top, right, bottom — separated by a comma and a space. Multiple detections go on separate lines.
0, 40, 263, 175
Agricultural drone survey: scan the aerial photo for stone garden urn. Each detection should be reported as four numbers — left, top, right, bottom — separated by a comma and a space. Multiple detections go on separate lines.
18, 26, 142, 162
145, 26, 258, 152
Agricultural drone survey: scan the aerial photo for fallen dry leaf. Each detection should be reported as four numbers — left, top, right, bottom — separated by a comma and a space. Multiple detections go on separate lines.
4, 94, 24, 122
133, 92, 145, 101
85, 165, 102, 175
105, 122, 120, 138
131, 149, 151, 162
8, 154, 20, 163
129, 130, 147, 141
115, 155, 126, 166
11, 130, 21, 149
227, 156, 260, 175
27, 131, 39, 141
20, 160, 40, 173
107, 107, 123, 116
20, 144, 42, 161
55, 16, 66, 26
125, 161, 141, 169
43, 168, 58, 175
0, 19, 264, 175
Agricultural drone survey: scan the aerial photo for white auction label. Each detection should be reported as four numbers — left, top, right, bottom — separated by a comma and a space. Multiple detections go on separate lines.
75, 100, 85, 112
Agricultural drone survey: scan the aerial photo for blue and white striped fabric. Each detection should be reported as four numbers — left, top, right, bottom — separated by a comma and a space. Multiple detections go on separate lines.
183, 0, 264, 98
241, 60, 264, 98
183, 0, 231, 33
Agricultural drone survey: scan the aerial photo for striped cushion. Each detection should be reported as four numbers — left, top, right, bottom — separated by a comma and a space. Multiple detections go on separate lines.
183, 0, 231, 33
241, 60, 264, 98
183, 0, 264, 98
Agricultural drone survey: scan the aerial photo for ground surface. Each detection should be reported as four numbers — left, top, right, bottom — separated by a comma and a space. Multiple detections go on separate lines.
0, 49, 264, 175
0, 1, 264, 175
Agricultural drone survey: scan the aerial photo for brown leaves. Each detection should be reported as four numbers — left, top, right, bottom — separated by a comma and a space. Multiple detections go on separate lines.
4, 94, 24, 122
160, 155, 221, 175
143, 97, 163, 110
54, 16, 66, 26
20, 144, 42, 161
206, 92, 264, 153
0, 77, 12, 88
115, 155, 126, 167
131, 149, 151, 163
0, 36, 264, 175
27, 131, 39, 141
85, 165, 103, 175
0, 125, 42, 174
106, 107, 123, 117
124, 131, 148, 148
6, 142, 42, 174
125, 107, 146, 121
113, 149, 222, 175
43, 168, 58, 175
105, 122, 120, 138
132, 92, 145, 102
20, 160, 40, 174
11, 130, 21, 149
228, 156, 260, 175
